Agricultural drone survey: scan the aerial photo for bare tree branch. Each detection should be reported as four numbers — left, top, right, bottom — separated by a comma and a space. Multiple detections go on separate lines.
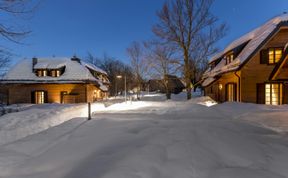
153, 0, 227, 99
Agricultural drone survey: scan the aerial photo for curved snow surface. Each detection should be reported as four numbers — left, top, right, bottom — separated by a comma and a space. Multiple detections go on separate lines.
0, 94, 288, 178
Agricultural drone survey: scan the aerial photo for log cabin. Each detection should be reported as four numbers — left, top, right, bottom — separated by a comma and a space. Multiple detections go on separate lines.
0, 57, 110, 104
202, 14, 288, 105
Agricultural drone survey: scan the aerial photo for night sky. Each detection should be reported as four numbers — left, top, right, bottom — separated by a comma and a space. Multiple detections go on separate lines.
4, 0, 288, 64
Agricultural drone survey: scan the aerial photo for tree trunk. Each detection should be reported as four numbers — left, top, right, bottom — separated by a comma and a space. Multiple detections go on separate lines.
166, 90, 171, 100
184, 49, 192, 100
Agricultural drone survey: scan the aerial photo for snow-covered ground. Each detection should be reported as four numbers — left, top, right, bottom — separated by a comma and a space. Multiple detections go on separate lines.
0, 93, 288, 178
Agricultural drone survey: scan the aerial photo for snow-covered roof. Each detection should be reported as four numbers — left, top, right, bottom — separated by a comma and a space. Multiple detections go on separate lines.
1, 57, 109, 86
34, 60, 66, 69
81, 61, 107, 75
203, 14, 288, 86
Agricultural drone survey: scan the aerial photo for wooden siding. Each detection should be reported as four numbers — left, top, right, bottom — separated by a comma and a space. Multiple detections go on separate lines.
240, 28, 288, 103
7, 84, 107, 104
205, 72, 240, 103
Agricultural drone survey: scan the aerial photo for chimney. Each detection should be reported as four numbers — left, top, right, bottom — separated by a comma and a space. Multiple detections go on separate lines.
32, 57, 38, 71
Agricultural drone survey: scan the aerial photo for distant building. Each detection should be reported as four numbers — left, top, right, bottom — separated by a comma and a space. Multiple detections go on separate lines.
148, 75, 185, 94
0, 57, 109, 104
202, 14, 288, 105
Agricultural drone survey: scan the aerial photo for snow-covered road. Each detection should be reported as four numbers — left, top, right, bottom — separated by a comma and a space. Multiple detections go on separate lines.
1, 94, 288, 178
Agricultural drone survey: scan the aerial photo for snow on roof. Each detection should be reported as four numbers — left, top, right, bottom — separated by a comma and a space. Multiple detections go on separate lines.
81, 61, 107, 75
203, 14, 288, 85
202, 77, 216, 87
1, 57, 108, 85
99, 84, 108, 92
34, 59, 66, 69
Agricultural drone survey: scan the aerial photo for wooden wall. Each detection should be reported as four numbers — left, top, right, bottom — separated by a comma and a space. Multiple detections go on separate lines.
241, 28, 288, 103
8, 83, 107, 104
205, 72, 240, 103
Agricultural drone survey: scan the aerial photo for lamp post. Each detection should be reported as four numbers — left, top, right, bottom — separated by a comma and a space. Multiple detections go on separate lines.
124, 75, 127, 103
116, 75, 127, 103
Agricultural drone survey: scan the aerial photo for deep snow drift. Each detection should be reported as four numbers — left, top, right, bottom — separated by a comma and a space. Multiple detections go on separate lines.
0, 93, 288, 178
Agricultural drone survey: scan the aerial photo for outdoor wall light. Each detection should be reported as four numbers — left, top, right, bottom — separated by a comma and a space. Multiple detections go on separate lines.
219, 84, 223, 90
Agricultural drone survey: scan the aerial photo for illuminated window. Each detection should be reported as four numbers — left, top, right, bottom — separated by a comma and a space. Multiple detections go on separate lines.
268, 48, 283, 64
265, 83, 283, 105
37, 70, 47, 77
35, 91, 45, 104
51, 70, 60, 77
226, 83, 236, 102
225, 52, 234, 65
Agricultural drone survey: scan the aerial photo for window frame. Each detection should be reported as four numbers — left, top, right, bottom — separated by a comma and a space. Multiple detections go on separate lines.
268, 47, 283, 65
225, 52, 234, 65
33, 90, 47, 104
265, 83, 283, 105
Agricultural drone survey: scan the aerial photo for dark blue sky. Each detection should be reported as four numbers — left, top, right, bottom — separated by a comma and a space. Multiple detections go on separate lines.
5, 0, 288, 64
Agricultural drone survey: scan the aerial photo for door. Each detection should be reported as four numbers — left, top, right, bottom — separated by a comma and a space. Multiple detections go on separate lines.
257, 83, 265, 104
60, 91, 68, 104
226, 83, 237, 102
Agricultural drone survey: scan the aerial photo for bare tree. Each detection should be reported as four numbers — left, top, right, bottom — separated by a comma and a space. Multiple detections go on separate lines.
127, 41, 148, 100
153, 0, 226, 99
0, 0, 39, 77
145, 41, 180, 99
85, 53, 134, 96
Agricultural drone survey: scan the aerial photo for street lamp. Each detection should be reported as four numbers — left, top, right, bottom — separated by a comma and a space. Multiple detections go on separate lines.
116, 75, 127, 103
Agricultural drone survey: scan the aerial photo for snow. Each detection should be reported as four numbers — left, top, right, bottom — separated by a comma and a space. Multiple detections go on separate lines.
201, 77, 216, 87
0, 93, 288, 178
203, 14, 288, 84
81, 61, 108, 75
34, 60, 66, 69
99, 84, 109, 91
1, 57, 108, 85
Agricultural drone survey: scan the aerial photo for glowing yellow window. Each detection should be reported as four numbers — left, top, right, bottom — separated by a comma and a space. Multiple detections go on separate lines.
268, 48, 283, 64
265, 83, 283, 105
275, 49, 282, 63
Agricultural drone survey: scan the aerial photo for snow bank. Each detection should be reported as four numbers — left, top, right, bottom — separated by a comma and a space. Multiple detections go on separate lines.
0, 104, 91, 145
213, 102, 288, 132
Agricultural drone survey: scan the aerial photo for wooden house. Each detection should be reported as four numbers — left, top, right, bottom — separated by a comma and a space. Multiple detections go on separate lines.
0, 57, 110, 104
148, 75, 185, 94
202, 14, 288, 105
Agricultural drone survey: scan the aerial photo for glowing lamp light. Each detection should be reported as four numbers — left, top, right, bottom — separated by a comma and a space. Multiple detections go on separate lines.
116, 75, 123, 79
219, 84, 223, 90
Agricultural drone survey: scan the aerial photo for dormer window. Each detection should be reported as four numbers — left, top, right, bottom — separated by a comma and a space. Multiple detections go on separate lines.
225, 52, 234, 65
50, 70, 60, 77
34, 66, 65, 77
37, 70, 47, 77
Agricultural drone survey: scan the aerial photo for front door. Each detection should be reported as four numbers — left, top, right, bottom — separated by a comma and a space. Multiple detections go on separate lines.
226, 83, 237, 102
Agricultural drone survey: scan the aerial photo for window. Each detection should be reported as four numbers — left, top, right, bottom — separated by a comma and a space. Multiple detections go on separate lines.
34, 91, 46, 104
51, 70, 60, 77
37, 70, 47, 77
225, 52, 234, 65
268, 48, 283, 64
265, 83, 283, 105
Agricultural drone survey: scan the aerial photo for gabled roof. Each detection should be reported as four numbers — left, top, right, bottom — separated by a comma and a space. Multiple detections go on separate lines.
202, 14, 288, 87
0, 57, 109, 91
